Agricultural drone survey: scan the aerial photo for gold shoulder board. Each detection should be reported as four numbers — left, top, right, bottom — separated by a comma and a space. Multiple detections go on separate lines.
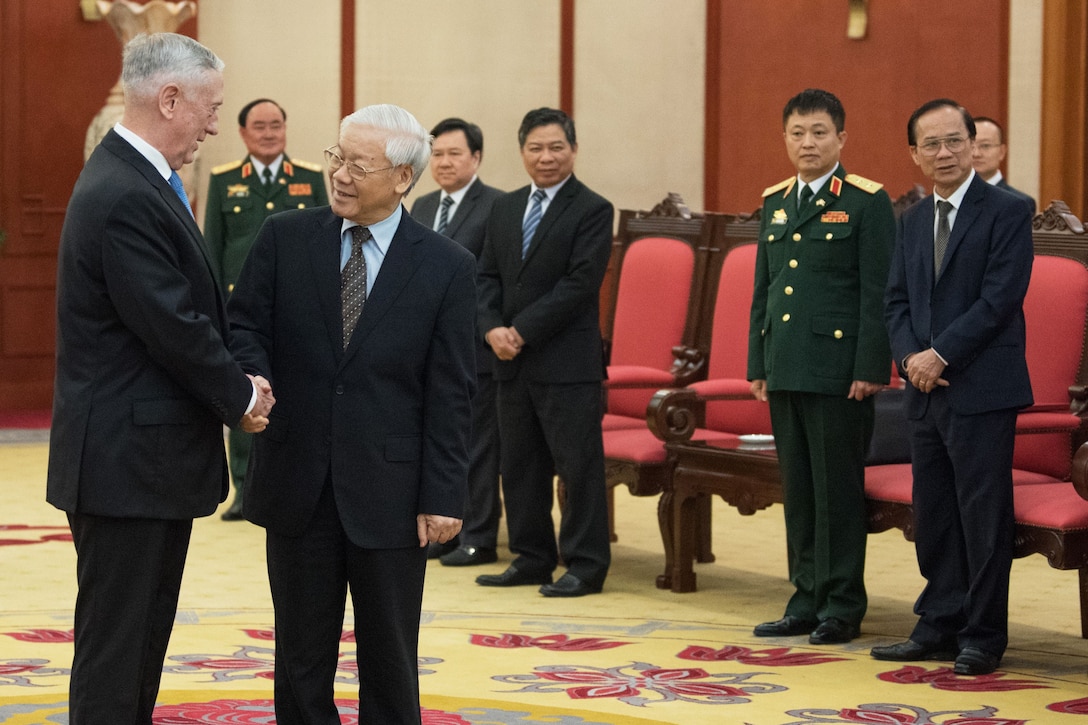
762, 177, 795, 198
211, 159, 244, 175
289, 158, 323, 172
844, 173, 884, 194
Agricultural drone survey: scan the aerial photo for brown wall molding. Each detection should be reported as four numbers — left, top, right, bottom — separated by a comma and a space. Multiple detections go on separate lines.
1040, 0, 1087, 219
560, 0, 575, 115
340, 0, 355, 119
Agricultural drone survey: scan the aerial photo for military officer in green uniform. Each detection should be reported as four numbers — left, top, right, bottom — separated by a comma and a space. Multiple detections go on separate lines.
747, 89, 894, 644
204, 98, 328, 520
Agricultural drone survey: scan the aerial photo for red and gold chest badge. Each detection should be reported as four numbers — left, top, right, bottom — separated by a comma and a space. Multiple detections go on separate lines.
288, 183, 313, 196
821, 211, 850, 223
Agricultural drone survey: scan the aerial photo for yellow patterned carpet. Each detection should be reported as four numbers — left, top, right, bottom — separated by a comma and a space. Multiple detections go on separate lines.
3, 437, 1088, 724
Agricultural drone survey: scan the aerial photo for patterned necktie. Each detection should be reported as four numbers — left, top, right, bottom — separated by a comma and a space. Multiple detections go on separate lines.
168, 170, 193, 218
522, 188, 547, 259
437, 195, 454, 235
934, 200, 953, 278
797, 184, 813, 215
341, 226, 370, 349
262, 167, 274, 187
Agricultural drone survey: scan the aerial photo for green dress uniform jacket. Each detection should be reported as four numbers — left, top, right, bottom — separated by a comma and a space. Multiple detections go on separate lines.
746, 164, 895, 628
204, 154, 329, 294
748, 166, 893, 392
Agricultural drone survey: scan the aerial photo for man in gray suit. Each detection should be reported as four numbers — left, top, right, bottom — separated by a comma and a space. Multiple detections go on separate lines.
410, 117, 505, 566
48, 33, 272, 723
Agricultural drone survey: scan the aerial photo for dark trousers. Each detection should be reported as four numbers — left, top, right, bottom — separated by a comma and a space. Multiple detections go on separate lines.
768, 390, 874, 626
459, 372, 502, 547
67, 512, 192, 725
227, 428, 252, 503
266, 482, 428, 725
497, 376, 610, 587
909, 391, 1017, 657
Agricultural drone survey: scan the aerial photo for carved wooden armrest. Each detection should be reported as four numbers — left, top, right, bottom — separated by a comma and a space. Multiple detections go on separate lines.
1072, 441, 1088, 501
647, 388, 700, 443
646, 380, 755, 443
670, 345, 706, 387
1069, 384, 1088, 417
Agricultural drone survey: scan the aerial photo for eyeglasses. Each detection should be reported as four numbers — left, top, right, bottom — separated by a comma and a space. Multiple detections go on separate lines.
974, 142, 1001, 152
324, 147, 395, 181
915, 136, 968, 157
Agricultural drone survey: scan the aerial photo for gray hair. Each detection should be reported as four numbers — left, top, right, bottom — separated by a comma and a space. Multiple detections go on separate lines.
340, 104, 432, 190
122, 33, 224, 102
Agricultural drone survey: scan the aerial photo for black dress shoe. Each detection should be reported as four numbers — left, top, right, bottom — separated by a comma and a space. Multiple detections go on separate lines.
753, 615, 818, 637
427, 540, 459, 560
808, 617, 860, 645
954, 646, 1001, 675
539, 572, 602, 598
220, 500, 244, 521
871, 639, 957, 662
440, 545, 497, 567
476, 565, 552, 587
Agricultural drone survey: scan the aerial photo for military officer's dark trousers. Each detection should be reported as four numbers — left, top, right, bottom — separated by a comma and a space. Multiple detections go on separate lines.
768, 390, 874, 627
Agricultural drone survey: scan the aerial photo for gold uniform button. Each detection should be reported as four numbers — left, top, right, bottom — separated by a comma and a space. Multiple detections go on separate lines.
233, 206, 241, 213
782, 313, 791, 322
266, 201, 275, 210
228, 283, 235, 293
768, 234, 776, 242
834, 329, 844, 339
784, 286, 794, 295
826, 232, 833, 240
298, 203, 306, 209
789, 259, 798, 268
792, 232, 801, 242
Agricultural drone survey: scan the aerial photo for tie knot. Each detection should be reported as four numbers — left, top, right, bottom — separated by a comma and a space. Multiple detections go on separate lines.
441, 196, 454, 209
351, 225, 371, 250
800, 184, 813, 202
936, 200, 953, 218
532, 189, 547, 203
263, 168, 273, 183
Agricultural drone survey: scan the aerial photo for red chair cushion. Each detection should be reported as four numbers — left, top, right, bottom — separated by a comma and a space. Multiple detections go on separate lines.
603, 428, 738, 464
1014, 483, 1088, 530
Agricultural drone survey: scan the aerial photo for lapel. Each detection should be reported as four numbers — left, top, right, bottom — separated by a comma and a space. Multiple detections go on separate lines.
937, 174, 985, 280
522, 175, 580, 265
340, 208, 422, 368
445, 179, 480, 238
104, 130, 214, 274
309, 210, 349, 357
913, 196, 937, 285
790, 167, 845, 232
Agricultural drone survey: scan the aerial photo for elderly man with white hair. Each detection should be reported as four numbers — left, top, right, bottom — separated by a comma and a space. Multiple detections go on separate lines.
227, 104, 477, 724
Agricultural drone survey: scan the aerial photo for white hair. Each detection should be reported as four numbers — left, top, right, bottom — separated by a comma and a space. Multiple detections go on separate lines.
121, 33, 224, 102
340, 104, 432, 190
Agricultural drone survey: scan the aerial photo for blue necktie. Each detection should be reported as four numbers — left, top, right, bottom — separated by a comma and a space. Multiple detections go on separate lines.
168, 171, 193, 218
522, 188, 547, 259
437, 195, 453, 235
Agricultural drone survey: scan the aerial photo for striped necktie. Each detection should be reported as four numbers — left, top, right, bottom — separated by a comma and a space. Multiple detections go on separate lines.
437, 195, 454, 235
522, 188, 547, 259
934, 200, 953, 278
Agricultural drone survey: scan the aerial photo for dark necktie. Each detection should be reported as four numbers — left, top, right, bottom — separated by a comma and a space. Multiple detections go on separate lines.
341, 226, 370, 349
522, 188, 547, 259
168, 170, 193, 218
262, 168, 274, 187
797, 184, 813, 215
437, 195, 454, 235
934, 200, 953, 278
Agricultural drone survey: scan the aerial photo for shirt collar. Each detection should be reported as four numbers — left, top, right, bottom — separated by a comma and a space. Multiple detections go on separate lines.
441, 176, 477, 206
984, 169, 1004, 186
113, 122, 171, 181
251, 154, 285, 180
797, 163, 839, 197
340, 205, 402, 256
530, 173, 572, 201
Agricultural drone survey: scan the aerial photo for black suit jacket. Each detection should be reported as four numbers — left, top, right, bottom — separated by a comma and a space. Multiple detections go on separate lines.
228, 207, 477, 548
477, 175, 613, 383
411, 178, 504, 372
48, 129, 254, 519
886, 173, 1034, 418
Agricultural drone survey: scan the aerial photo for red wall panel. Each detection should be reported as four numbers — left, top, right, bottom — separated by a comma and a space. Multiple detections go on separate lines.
706, 1, 1008, 212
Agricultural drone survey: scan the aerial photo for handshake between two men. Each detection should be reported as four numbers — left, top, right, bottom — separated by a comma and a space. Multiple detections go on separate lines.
241, 374, 276, 433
